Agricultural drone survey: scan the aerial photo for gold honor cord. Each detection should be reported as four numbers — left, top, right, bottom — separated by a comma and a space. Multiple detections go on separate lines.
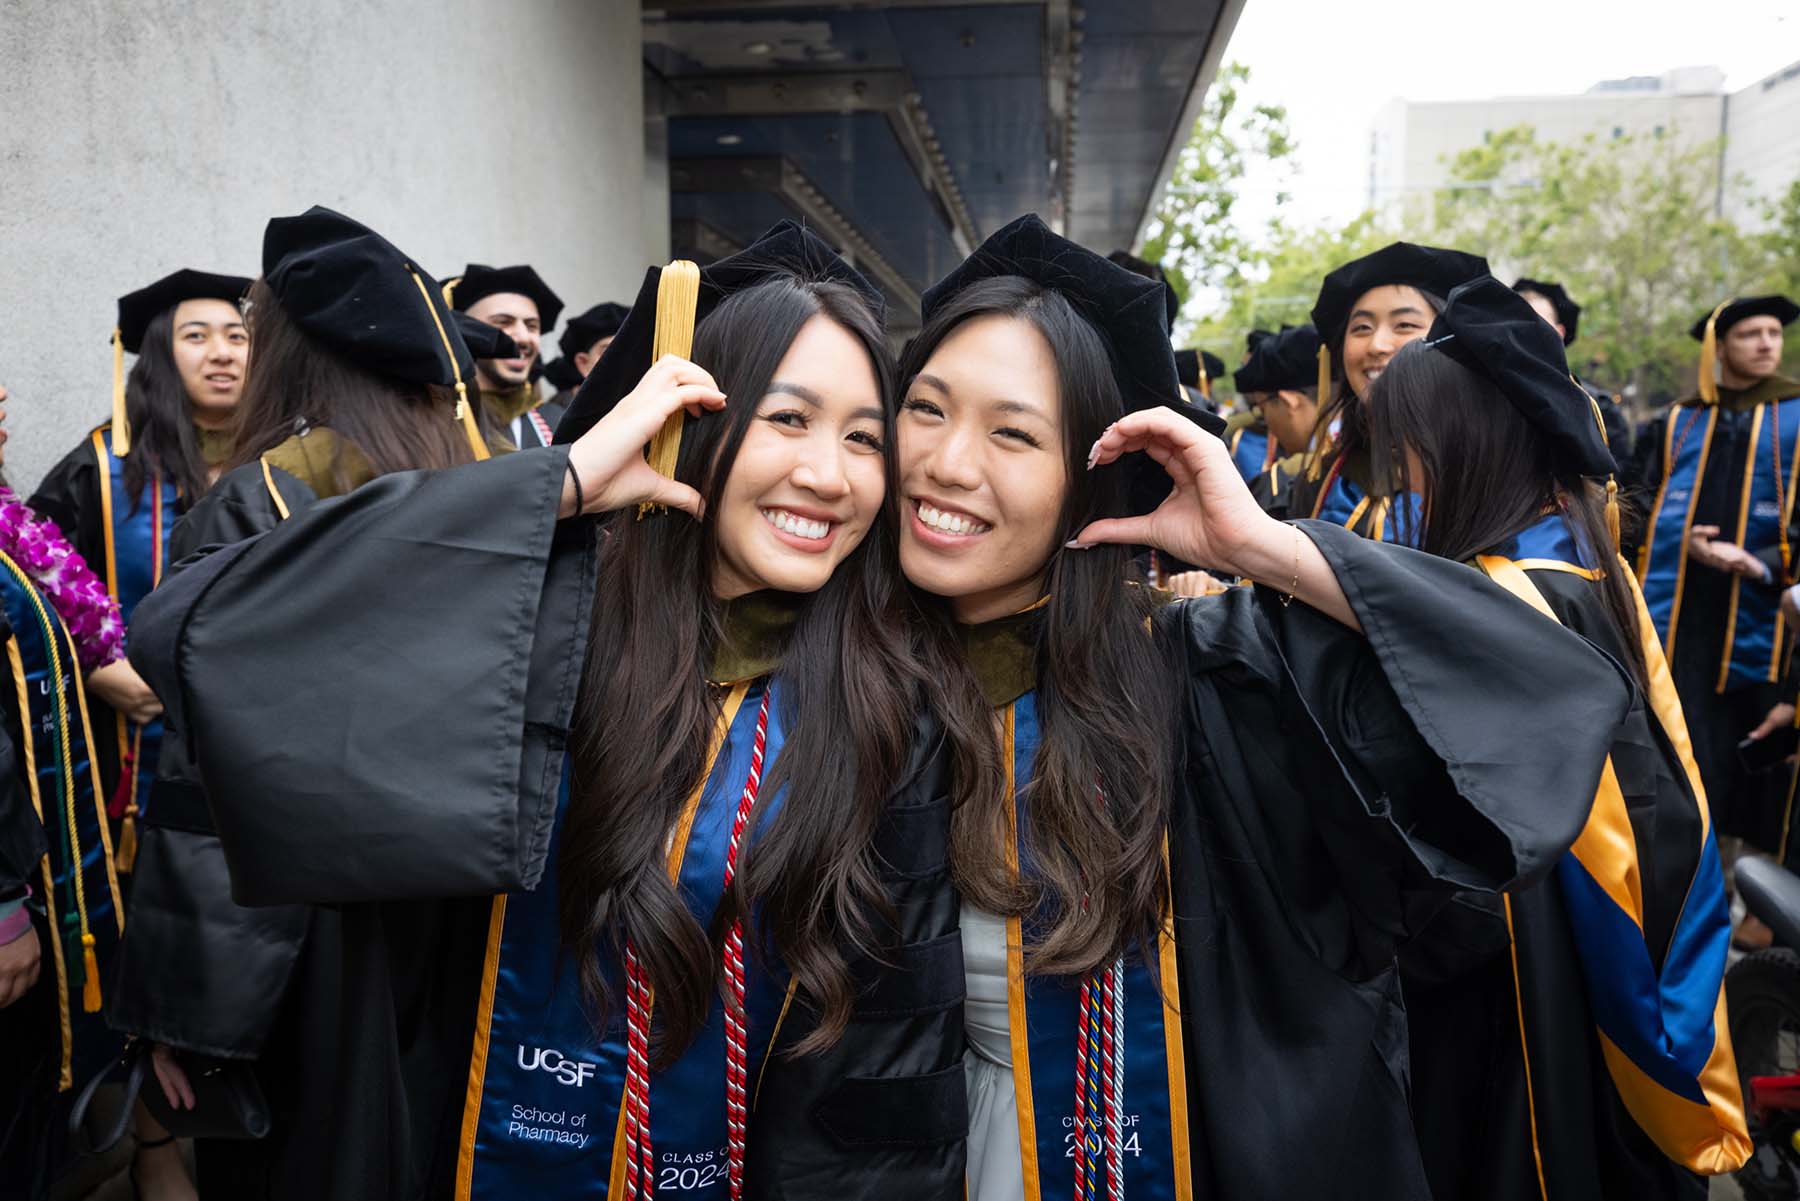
1583, 385, 1624, 550
1698, 299, 1732, 405
640, 260, 702, 516
110, 328, 131, 456
406, 267, 491, 462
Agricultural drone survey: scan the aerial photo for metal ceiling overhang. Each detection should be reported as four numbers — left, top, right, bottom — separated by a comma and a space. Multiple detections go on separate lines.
644, 1, 1237, 326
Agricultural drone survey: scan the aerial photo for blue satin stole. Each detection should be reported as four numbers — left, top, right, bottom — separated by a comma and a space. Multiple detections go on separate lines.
1000, 693, 1191, 1200
1228, 427, 1270, 483
457, 680, 793, 1200
1638, 397, 1800, 691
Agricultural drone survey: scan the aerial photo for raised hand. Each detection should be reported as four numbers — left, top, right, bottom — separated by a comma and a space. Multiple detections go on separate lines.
560, 355, 727, 519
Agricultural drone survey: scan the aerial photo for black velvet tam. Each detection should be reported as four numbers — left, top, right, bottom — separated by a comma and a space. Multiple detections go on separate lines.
1311, 241, 1489, 346
1175, 349, 1227, 390
1512, 278, 1581, 345
1690, 295, 1800, 340
558, 302, 629, 358
117, 270, 252, 354
556, 220, 883, 444
446, 264, 565, 330
263, 206, 475, 388
1246, 327, 1277, 356
1236, 324, 1323, 394
1106, 248, 1180, 326
451, 311, 519, 363
542, 357, 582, 391
1425, 276, 1616, 479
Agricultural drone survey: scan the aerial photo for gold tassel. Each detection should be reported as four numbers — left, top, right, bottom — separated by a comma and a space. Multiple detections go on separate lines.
1698, 300, 1730, 404
110, 329, 131, 456
1198, 358, 1212, 403
81, 932, 101, 1013
408, 267, 490, 462
441, 276, 461, 308
116, 802, 138, 874
1306, 345, 1333, 482
639, 261, 703, 515
1605, 478, 1621, 553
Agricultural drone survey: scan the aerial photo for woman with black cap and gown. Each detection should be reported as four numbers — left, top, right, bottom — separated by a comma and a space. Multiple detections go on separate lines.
884, 215, 1628, 1198
128, 221, 962, 1200
106, 207, 502, 1198
1361, 277, 1747, 1198
30, 270, 250, 870
1275, 242, 1487, 536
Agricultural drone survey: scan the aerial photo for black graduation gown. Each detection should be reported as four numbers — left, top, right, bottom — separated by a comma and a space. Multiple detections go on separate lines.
1626, 378, 1800, 849
1403, 563, 1731, 1201
113, 450, 491, 1201
130, 446, 1628, 1199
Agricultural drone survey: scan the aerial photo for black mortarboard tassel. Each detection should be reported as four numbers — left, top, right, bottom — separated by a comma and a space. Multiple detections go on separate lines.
1512, 278, 1581, 345
451, 311, 520, 363
1425, 276, 1616, 481
556, 220, 883, 445
559, 302, 630, 359
932, 215, 1224, 515
262, 205, 487, 459
444, 264, 566, 331
111, 269, 252, 453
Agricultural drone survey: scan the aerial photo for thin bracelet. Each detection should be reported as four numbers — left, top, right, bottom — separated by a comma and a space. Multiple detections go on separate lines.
564, 456, 585, 516
1281, 525, 1301, 607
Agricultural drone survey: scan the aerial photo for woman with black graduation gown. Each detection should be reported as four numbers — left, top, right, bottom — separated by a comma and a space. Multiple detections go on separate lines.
105, 207, 501, 1200
1264, 242, 1486, 534
0, 383, 131, 1195
131, 221, 971, 1201
884, 218, 1633, 1199
29, 270, 249, 866
1358, 278, 1747, 1199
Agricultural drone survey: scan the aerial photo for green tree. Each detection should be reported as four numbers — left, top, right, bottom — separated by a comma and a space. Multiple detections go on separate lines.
1422, 125, 1773, 409
1137, 62, 1295, 319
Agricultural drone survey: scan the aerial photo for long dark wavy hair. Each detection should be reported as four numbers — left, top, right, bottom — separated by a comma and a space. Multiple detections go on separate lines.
902, 276, 1179, 978
560, 277, 921, 1064
225, 278, 490, 486
121, 307, 222, 506
1304, 287, 1445, 479
1367, 340, 1648, 686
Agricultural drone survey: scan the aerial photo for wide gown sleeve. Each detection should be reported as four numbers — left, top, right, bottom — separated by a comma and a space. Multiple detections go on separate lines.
129, 447, 576, 906
0, 613, 46, 900
27, 438, 107, 578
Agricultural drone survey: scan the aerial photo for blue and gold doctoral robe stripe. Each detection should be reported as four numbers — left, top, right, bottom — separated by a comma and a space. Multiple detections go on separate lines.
0, 549, 124, 1091
456, 679, 795, 1200
89, 426, 175, 816
1480, 523, 1750, 1176
1226, 427, 1272, 484
998, 694, 1192, 1201
1638, 396, 1800, 693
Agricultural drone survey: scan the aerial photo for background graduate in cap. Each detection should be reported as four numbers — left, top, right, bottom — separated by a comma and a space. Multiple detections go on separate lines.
893, 213, 1627, 1200
445, 262, 564, 449
1236, 324, 1325, 517
1365, 276, 1747, 1198
124, 220, 978, 1200
104, 205, 501, 1198
1629, 294, 1800, 865
1293, 241, 1487, 538
538, 299, 629, 421
1513, 276, 1633, 459
31, 269, 251, 871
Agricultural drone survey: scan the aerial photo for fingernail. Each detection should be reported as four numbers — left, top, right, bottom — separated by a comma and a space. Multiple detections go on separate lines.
1063, 539, 1091, 550
1085, 442, 1101, 471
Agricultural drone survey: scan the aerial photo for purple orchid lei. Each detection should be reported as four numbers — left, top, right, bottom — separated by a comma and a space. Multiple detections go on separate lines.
0, 486, 125, 672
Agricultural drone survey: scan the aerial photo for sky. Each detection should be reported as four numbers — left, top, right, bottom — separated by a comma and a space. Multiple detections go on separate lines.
1222, 0, 1800, 232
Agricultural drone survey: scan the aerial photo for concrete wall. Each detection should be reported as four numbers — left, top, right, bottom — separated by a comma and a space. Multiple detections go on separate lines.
1724, 60, 1800, 231
0, 0, 662, 492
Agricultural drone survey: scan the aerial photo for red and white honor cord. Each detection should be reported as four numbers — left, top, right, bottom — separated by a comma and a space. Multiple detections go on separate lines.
620, 688, 772, 1201
1071, 784, 1126, 1201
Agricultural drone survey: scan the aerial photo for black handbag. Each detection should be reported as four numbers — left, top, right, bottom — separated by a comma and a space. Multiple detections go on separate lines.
68, 1038, 271, 1153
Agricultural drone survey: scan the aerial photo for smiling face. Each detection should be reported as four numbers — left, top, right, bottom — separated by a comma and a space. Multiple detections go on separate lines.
711, 313, 889, 599
898, 313, 1068, 623
467, 291, 541, 390
170, 297, 248, 423
1341, 284, 1435, 398
1719, 315, 1785, 386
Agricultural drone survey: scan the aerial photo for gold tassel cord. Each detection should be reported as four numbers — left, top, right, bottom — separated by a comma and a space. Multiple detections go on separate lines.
1307, 344, 1333, 482
1198, 359, 1212, 403
1698, 300, 1731, 405
640, 260, 703, 515
406, 267, 490, 462
110, 329, 130, 456
1584, 388, 1623, 555
116, 803, 138, 874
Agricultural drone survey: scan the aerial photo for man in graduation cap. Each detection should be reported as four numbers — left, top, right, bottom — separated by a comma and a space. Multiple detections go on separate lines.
1631, 294, 1800, 864
541, 300, 629, 412
446, 263, 564, 449
1237, 325, 1325, 515
1514, 277, 1633, 458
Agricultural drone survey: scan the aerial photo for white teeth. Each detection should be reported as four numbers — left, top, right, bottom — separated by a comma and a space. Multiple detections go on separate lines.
761, 508, 830, 541
917, 502, 990, 536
